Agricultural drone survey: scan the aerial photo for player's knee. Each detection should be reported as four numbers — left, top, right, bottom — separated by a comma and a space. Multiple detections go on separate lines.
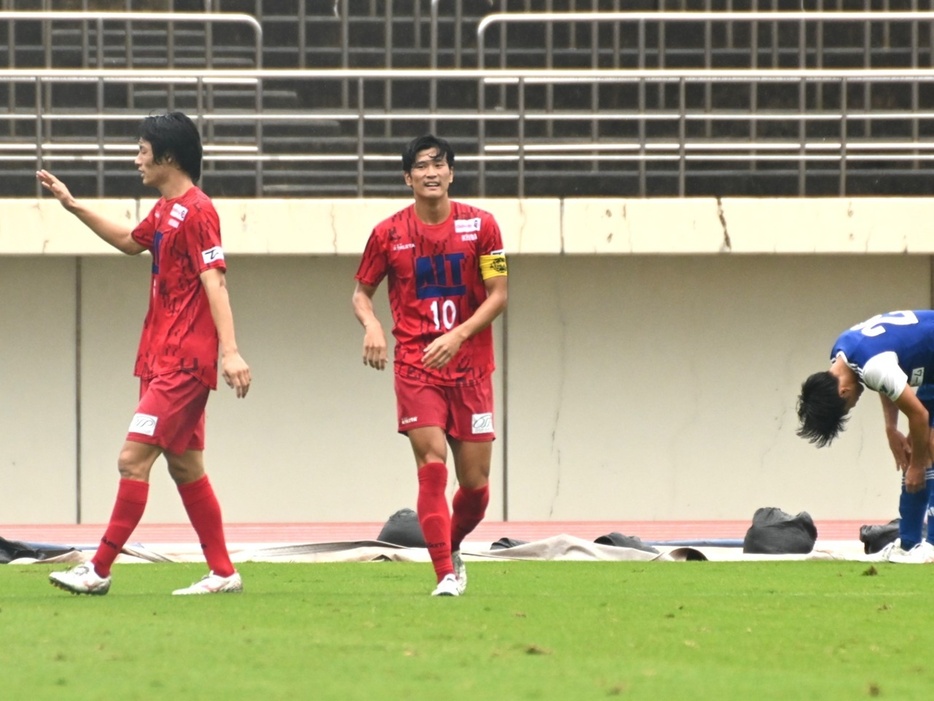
166, 455, 205, 485
459, 472, 489, 490
117, 453, 149, 481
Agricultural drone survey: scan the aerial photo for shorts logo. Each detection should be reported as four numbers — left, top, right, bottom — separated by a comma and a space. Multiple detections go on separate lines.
401, 416, 418, 425
129, 413, 158, 436
471, 412, 493, 434
202, 246, 225, 264
911, 368, 925, 386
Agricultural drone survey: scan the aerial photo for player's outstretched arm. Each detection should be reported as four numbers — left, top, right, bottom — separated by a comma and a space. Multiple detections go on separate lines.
36, 169, 144, 255
352, 281, 388, 371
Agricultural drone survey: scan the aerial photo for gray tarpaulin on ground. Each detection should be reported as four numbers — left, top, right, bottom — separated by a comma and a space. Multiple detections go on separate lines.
7, 506, 883, 565
5, 533, 873, 566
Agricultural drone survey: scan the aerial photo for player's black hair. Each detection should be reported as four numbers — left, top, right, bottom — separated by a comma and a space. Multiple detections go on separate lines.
402, 134, 455, 173
137, 111, 203, 182
796, 370, 850, 448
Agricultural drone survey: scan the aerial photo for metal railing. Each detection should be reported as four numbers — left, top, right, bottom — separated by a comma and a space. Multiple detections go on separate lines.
2, 67, 933, 198
0, 11, 263, 69
474, 11, 934, 194
0, 12, 264, 193
476, 11, 934, 70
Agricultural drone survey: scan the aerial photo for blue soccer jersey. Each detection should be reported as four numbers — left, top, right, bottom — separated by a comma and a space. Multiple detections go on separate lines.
832, 310, 934, 400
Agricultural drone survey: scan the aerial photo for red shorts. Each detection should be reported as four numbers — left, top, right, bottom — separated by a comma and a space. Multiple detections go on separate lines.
127, 372, 209, 455
394, 373, 495, 442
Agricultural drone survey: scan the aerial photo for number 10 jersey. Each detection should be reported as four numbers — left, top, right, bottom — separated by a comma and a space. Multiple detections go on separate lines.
355, 201, 506, 386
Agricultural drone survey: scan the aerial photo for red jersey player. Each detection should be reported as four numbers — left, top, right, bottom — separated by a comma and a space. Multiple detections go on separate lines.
38, 112, 251, 596
353, 134, 509, 596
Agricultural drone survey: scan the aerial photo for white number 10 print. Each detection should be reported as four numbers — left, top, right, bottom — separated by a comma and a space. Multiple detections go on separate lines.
430, 300, 458, 330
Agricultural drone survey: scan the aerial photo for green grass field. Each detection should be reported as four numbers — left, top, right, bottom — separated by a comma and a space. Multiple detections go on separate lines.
2, 560, 932, 700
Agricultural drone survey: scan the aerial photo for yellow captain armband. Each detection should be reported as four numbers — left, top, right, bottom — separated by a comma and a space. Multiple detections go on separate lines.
479, 251, 508, 280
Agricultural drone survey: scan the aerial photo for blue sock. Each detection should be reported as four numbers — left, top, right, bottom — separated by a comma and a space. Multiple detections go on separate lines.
903, 466, 934, 549
899, 484, 927, 551
925, 468, 934, 545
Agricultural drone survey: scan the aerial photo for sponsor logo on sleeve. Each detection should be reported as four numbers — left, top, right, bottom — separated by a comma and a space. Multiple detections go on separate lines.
471, 412, 494, 434
129, 413, 158, 436
202, 246, 225, 265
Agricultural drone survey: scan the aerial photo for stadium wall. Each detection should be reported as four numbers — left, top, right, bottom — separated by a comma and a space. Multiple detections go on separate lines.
1, 197, 932, 526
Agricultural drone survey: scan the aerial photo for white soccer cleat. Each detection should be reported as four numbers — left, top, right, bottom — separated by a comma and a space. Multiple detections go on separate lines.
452, 550, 467, 595
172, 571, 243, 595
887, 541, 934, 564
431, 573, 460, 597
49, 563, 111, 596
877, 538, 908, 561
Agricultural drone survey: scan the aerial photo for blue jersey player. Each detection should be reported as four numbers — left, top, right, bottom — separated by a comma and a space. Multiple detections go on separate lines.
798, 310, 934, 562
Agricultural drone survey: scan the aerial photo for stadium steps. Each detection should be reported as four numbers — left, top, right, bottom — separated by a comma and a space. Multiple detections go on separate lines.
3, 0, 933, 199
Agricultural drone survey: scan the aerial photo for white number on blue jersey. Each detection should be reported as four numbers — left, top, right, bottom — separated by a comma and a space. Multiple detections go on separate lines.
850, 311, 919, 338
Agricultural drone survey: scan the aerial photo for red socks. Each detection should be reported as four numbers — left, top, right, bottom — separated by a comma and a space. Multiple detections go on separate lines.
450, 484, 489, 552
178, 475, 236, 578
417, 462, 454, 581
92, 478, 149, 578
90, 476, 233, 579
417, 467, 492, 579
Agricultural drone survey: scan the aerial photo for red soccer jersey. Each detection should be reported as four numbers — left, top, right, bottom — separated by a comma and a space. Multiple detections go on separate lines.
130, 186, 226, 389
355, 201, 505, 386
